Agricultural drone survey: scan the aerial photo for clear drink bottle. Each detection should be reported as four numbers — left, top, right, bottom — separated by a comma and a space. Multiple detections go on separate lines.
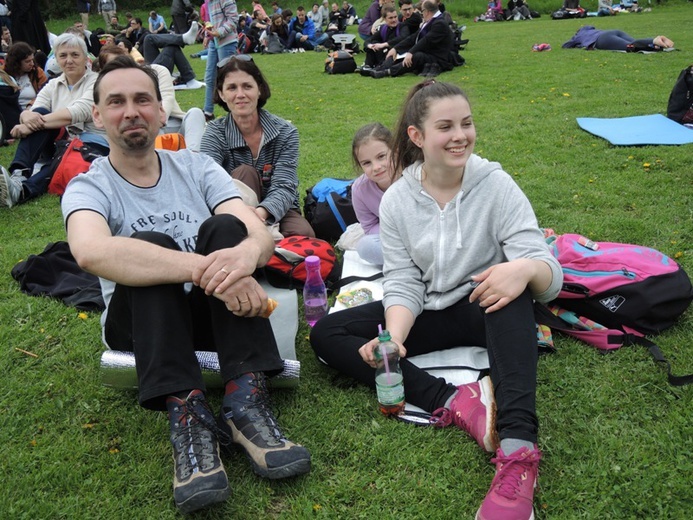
374, 330, 405, 416
303, 255, 328, 327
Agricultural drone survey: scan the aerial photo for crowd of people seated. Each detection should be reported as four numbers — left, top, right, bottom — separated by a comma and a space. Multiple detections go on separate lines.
475, 0, 536, 22
0, 0, 470, 211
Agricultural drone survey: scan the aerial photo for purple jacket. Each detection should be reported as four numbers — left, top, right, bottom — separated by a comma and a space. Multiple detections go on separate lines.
358, 1, 381, 36
562, 25, 601, 49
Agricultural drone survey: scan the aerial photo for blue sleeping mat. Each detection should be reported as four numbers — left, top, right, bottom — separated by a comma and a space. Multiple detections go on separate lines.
576, 114, 693, 145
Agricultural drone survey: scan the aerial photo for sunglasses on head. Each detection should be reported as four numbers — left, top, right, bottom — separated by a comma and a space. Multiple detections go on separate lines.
217, 54, 253, 69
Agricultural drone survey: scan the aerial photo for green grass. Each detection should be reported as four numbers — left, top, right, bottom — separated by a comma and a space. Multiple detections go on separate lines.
2, 5, 693, 518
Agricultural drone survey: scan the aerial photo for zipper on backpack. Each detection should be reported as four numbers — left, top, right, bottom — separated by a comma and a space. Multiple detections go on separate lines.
562, 267, 636, 279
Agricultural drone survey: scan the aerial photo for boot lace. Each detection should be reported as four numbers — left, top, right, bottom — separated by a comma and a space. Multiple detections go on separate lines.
171, 395, 230, 476
237, 374, 286, 445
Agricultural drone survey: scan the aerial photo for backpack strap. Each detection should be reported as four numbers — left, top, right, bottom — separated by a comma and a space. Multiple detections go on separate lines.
326, 192, 348, 232
629, 336, 693, 387
327, 271, 384, 292
535, 303, 693, 386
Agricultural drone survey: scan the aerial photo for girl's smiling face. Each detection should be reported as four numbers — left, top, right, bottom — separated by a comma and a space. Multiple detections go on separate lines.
356, 138, 393, 190
408, 95, 476, 175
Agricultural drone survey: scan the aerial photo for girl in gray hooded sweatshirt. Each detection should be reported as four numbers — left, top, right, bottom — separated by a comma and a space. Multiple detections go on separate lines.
311, 81, 563, 520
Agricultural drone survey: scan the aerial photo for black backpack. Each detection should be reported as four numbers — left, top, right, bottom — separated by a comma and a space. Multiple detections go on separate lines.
303, 178, 358, 241
324, 50, 357, 74
667, 65, 693, 125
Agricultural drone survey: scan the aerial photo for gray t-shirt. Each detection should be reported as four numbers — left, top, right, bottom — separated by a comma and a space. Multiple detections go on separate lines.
62, 149, 241, 321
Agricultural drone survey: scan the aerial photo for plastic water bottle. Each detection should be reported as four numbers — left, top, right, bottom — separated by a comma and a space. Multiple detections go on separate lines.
374, 329, 405, 416
303, 255, 328, 327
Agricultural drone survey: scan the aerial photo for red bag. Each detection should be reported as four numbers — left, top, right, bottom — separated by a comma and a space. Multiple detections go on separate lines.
264, 236, 342, 291
47, 138, 107, 196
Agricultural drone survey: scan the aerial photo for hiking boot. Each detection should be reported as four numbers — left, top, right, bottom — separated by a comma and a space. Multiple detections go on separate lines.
219, 372, 311, 479
476, 446, 542, 520
430, 376, 499, 452
167, 390, 230, 513
0, 166, 25, 208
418, 64, 431, 77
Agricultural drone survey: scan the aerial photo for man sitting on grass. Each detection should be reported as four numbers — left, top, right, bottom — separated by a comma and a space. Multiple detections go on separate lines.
61, 56, 311, 514
371, 0, 454, 78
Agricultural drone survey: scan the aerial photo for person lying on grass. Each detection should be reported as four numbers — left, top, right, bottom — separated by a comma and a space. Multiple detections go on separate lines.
563, 26, 674, 52
62, 56, 310, 514
311, 80, 563, 520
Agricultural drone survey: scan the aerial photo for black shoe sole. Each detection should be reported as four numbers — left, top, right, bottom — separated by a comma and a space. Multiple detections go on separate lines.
176, 484, 230, 514
248, 455, 311, 480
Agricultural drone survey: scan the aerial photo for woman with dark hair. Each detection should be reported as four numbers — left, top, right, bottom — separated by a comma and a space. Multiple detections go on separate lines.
0, 42, 48, 139
3, 42, 48, 110
200, 56, 314, 238
268, 13, 290, 49
311, 80, 563, 520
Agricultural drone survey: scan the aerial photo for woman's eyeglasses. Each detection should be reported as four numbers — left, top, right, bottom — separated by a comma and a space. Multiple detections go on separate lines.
217, 55, 253, 69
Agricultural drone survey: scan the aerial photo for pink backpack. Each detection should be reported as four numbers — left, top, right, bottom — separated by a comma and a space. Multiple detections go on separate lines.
535, 233, 693, 385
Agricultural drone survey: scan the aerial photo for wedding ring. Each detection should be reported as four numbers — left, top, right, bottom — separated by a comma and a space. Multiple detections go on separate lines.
219, 267, 229, 274
239, 299, 249, 304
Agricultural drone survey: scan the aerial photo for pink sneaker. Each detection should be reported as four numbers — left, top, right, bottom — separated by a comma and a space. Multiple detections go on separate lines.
430, 376, 499, 452
476, 446, 542, 520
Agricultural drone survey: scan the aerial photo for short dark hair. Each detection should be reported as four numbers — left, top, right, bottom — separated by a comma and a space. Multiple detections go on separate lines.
421, 0, 436, 13
133, 17, 143, 26
94, 56, 162, 105
214, 58, 271, 111
116, 36, 133, 51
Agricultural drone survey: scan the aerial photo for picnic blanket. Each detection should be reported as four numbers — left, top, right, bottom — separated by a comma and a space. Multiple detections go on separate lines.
576, 114, 693, 145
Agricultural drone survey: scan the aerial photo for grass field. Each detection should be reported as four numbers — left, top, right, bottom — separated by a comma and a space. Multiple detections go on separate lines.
1, 4, 692, 519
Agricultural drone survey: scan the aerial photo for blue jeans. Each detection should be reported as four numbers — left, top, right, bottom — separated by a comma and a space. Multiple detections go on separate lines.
594, 30, 652, 51
204, 39, 238, 115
